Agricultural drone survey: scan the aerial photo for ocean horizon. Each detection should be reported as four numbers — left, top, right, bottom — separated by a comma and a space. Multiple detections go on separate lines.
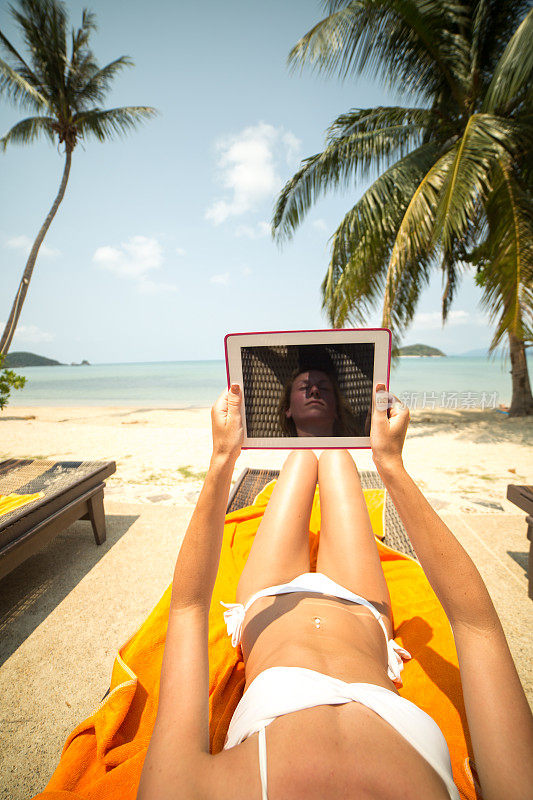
6, 355, 532, 409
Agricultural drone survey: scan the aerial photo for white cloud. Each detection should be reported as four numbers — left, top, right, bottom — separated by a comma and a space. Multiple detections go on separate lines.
235, 221, 271, 239
93, 235, 177, 292
312, 219, 328, 232
3, 322, 55, 343
412, 310, 488, 330
210, 272, 230, 285
241, 265, 252, 277
282, 131, 301, 166
6, 234, 61, 259
176, 247, 186, 256
205, 123, 301, 225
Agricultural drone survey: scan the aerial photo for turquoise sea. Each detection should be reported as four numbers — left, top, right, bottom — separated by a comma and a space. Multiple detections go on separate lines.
7, 355, 532, 408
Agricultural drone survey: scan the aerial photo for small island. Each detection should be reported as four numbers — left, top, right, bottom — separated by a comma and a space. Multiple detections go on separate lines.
397, 344, 446, 357
3, 351, 63, 367
2, 352, 92, 367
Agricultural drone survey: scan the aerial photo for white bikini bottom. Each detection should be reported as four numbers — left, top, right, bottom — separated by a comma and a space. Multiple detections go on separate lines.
224, 666, 460, 800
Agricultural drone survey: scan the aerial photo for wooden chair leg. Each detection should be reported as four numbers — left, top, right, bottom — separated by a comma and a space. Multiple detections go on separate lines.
526, 516, 532, 601
87, 489, 107, 545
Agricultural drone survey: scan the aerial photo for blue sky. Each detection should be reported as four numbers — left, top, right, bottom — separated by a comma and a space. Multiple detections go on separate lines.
0, 0, 493, 363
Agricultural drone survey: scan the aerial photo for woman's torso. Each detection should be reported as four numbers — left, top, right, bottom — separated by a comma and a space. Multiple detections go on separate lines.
240, 591, 397, 692
210, 593, 452, 799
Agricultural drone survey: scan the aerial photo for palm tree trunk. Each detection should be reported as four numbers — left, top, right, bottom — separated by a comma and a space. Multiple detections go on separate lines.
0, 148, 72, 356
508, 332, 533, 416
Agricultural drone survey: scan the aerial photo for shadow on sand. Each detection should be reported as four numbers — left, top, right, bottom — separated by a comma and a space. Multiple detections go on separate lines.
407, 409, 532, 445
0, 513, 138, 666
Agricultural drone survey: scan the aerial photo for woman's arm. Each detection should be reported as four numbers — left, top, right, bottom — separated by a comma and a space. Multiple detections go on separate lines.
137, 385, 243, 799
371, 384, 533, 800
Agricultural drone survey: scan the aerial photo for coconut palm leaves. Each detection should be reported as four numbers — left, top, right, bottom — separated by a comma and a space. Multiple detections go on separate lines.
273, 0, 533, 414
0, 0, 156, 355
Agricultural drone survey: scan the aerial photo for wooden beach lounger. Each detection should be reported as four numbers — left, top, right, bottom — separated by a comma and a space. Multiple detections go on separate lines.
506, 483, 533, 599
227, 467, 417, 560
0, 458, 116, 581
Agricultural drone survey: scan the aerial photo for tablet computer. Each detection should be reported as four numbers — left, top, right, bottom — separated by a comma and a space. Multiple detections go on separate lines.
225, 328, 391, 449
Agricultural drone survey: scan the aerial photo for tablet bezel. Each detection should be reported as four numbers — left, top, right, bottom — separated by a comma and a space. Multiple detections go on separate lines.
225, 328, 391, 449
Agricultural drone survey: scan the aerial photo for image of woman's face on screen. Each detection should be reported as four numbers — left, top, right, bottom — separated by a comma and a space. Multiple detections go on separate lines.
283, 370, 338, 437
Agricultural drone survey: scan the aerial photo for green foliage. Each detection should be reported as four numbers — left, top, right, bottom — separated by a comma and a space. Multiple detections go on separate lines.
0, 0, 157, 152
0, 354, 26, 410
177, 466, 208, 481
273, 1, 533, 358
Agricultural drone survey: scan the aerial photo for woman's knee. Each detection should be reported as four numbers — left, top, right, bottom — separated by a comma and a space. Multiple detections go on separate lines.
318, 448, 358, 475
285, 448, 318, 467
281, 448, 318, 478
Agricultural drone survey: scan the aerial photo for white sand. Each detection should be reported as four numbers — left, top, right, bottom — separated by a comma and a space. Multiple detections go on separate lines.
1, 405, 531, 513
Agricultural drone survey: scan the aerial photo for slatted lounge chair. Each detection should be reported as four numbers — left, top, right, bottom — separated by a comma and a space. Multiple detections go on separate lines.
0, 458, 116, 581
227, 467, 417, 560
506, 484, 533, 599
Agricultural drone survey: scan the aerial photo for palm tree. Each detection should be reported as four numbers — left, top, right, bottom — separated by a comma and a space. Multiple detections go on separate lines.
273, 0, 533, 415
0, 0, 156, 355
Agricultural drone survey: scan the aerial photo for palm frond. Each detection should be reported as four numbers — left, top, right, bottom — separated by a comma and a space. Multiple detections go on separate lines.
0, 115, 56, 149
289, 0, 470, 107
72, 56, 134, 107
65, 8, 100, 100
475, 159, 533, 349
11, 0, 68, 91
0, 27, 42, 90
327, 105, 439, 139
0, 55, 48, 111
382, 147, 457, 326
273, 105, 434, 241
73, 106, 157, 141
483, 8, 533, 114
433, 113, 525, 254
322, 141, 441, 326
441, 252, 458, 320
383, 250, 433, 333
471, 0, 531, 96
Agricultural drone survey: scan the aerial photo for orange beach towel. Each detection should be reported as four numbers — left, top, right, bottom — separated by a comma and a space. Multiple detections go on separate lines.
33, 485, 479, 800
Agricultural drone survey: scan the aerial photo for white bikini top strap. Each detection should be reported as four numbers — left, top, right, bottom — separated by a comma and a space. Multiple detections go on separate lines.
258, 726, 269, 800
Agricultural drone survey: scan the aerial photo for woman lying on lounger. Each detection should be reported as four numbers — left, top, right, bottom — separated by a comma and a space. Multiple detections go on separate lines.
138, 384, 533, 800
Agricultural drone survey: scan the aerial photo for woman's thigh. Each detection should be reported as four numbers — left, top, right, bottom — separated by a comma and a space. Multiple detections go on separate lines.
236, 451, 317, 605
316, 450, 393, 636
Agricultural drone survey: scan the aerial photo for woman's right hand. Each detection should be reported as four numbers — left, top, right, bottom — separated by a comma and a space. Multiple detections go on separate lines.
211, 384, 244, 463
370, 383, 410, 475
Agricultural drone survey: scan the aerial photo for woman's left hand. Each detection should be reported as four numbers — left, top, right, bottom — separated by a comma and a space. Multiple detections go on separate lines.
211, 384, 244, 462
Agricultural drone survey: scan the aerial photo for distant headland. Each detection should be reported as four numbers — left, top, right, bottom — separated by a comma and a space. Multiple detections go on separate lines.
397, 344, 446, 357
3, 352, 90, 367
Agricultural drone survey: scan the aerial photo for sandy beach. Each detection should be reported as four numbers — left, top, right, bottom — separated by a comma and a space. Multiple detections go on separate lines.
1, 404, 531, 513
1, 405, 532, 798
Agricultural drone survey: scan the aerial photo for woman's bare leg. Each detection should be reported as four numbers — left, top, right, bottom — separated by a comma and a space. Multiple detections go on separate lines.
316, 449, 393, 636
236, 450, 317, 605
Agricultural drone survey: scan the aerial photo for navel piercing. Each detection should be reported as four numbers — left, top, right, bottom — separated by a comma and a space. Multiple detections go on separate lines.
313, 616, 321, 629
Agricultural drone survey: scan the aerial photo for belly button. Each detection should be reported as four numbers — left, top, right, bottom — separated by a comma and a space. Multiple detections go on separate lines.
313, 616, 321, 629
